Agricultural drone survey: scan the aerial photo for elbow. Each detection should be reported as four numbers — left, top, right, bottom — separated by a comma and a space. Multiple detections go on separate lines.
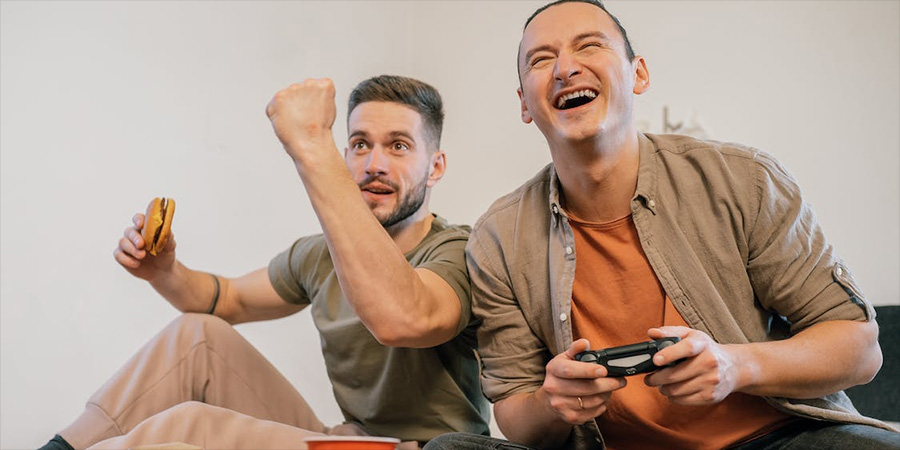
370, 327, 408, 347
368, 319, 452, 349
858, 323, 883, 385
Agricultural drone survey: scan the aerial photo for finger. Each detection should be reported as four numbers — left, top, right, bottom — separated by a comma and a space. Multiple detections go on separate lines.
557, 393, 612, 424
265, 97, 276, 119
315, 77, 335, 95
548, 359, 609, 382
113, 247, 140, 270
564, 338, 592, 359
655, 375, 705, 400
552, 376, 626, 397
132, 213, 144, 229
661, 385, 720, 406
645, 351, 708, 387
648, 326, 691, 340
125, 226, 145, 250
650, 328, 707, 366
165, 233, 177, 251
118, 235, 145, 259
579, 390, 618, 412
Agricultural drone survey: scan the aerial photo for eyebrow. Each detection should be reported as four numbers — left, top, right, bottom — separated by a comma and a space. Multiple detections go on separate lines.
522, 31, 613, 64
348, 130, 416, 142
574, 31, 612, 44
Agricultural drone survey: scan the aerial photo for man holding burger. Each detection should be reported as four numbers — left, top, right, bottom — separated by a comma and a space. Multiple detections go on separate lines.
39, 75, 489, 450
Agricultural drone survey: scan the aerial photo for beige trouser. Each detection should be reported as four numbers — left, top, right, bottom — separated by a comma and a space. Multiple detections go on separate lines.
58, 313, 350, 450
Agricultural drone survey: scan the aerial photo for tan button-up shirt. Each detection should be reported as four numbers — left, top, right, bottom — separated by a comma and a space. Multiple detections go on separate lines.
467, 133, 888, 449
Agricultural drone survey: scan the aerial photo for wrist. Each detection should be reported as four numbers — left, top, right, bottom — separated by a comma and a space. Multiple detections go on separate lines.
727, 343, 761, 395
284, 134, 337, 164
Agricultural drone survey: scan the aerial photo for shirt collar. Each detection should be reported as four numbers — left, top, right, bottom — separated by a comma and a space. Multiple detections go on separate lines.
546, 133, 660, 217
634, 132, 660, 213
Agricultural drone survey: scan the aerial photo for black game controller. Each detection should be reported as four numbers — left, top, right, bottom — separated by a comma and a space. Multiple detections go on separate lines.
575, 337, 681, 376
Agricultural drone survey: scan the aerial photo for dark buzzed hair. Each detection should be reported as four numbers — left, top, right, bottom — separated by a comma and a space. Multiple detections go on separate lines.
347, 75, 444, 151
519, 0, 636, 82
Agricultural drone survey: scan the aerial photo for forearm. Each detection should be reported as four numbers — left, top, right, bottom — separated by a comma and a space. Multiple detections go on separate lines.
147, 260, 218, 314
732, 319, 881, 399
495, 390, 575, 450
294, 154, 454, 347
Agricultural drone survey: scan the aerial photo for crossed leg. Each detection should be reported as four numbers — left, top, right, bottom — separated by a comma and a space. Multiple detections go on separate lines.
59, 313, 327, 450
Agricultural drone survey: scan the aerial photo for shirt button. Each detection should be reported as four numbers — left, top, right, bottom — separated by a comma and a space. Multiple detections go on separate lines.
565, 246, 573, 255
836, 266, 844, 277
648, 199, 656, 208
551, 204, 559, 214
559, 313, 568, 322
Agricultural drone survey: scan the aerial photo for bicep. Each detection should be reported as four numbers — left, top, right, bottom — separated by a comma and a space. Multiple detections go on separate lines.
221, 268, 305, 324
415, 267, 463, 337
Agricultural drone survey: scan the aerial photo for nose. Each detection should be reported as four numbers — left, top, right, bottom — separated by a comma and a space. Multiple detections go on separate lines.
554, 51, 582, 81
364, 145, 390, 176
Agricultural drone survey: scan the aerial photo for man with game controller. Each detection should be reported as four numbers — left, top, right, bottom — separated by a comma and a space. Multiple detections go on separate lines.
38, 75, 489, 450
426, 1, 899, 449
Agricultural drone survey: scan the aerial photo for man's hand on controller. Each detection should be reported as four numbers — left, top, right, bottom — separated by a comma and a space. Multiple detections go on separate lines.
644, 326, 743, 405
540, 338, 627, 424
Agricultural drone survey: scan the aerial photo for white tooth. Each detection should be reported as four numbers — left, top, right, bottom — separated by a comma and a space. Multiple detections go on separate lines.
558, 97, 565, 108
587, 90, 597, 98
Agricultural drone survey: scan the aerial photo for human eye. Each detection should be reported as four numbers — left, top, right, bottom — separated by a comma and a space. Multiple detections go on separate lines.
350, 140, 370, 152
392, 141, 410, 152
530, 55, 553, 68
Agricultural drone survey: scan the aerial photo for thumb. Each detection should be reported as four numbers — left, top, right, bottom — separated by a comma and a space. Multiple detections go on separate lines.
648, 326, 691, 340
564, 338, 592, 360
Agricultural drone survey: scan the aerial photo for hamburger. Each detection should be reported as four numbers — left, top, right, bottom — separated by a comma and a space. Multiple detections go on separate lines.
142, 197, 175, 256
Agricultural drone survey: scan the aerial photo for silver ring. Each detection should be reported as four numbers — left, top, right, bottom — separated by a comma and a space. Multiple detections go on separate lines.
577, 396, 584, 409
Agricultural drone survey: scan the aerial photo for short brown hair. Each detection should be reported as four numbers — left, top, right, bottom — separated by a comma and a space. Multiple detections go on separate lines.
347, 75, 444, 150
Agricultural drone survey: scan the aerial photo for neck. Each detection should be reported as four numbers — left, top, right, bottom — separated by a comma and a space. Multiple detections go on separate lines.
551, 130, 640, 222
384, 207, 434, 254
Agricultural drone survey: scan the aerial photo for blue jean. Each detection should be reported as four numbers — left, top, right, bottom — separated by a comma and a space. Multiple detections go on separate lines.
423, 421, 900, 450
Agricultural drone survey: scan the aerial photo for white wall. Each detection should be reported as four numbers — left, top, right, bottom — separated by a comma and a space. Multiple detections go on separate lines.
1, 1, 897, 448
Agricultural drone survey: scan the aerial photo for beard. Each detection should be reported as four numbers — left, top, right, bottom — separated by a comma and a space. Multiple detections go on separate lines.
360, 173, 429, 228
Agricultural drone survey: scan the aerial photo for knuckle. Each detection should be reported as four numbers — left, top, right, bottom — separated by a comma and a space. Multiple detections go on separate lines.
544, 382, 560, 396
548, 397, 565, 411
561, 411, 579, 424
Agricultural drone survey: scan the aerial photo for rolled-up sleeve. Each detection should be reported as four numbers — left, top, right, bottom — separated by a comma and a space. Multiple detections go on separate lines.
746, 151, 874, 333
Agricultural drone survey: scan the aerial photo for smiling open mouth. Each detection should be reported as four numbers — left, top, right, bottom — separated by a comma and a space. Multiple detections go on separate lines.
556, 89, 598, 110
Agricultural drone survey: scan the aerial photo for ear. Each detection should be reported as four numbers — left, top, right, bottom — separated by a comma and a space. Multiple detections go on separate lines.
517, 87, 533, 124
426, 151, 447, 187
632, 56, 651, 95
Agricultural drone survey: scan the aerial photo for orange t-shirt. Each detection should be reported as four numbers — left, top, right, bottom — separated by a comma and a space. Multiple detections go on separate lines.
569, 214, 792, 450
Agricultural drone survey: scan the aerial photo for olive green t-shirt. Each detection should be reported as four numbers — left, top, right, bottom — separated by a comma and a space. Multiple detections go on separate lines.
268, 215, 489, 443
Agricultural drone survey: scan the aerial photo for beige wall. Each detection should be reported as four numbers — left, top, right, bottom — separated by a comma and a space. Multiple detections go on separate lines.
2, 1, 897, 446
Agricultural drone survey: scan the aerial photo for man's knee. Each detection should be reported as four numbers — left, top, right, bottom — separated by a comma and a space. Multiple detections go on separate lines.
827, 424, 900, 448
791, 423, 900, 449
152, 401, 212, 427
169, 313, 233, 339
423, 432, 466, 450
424, 433, 531, 450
